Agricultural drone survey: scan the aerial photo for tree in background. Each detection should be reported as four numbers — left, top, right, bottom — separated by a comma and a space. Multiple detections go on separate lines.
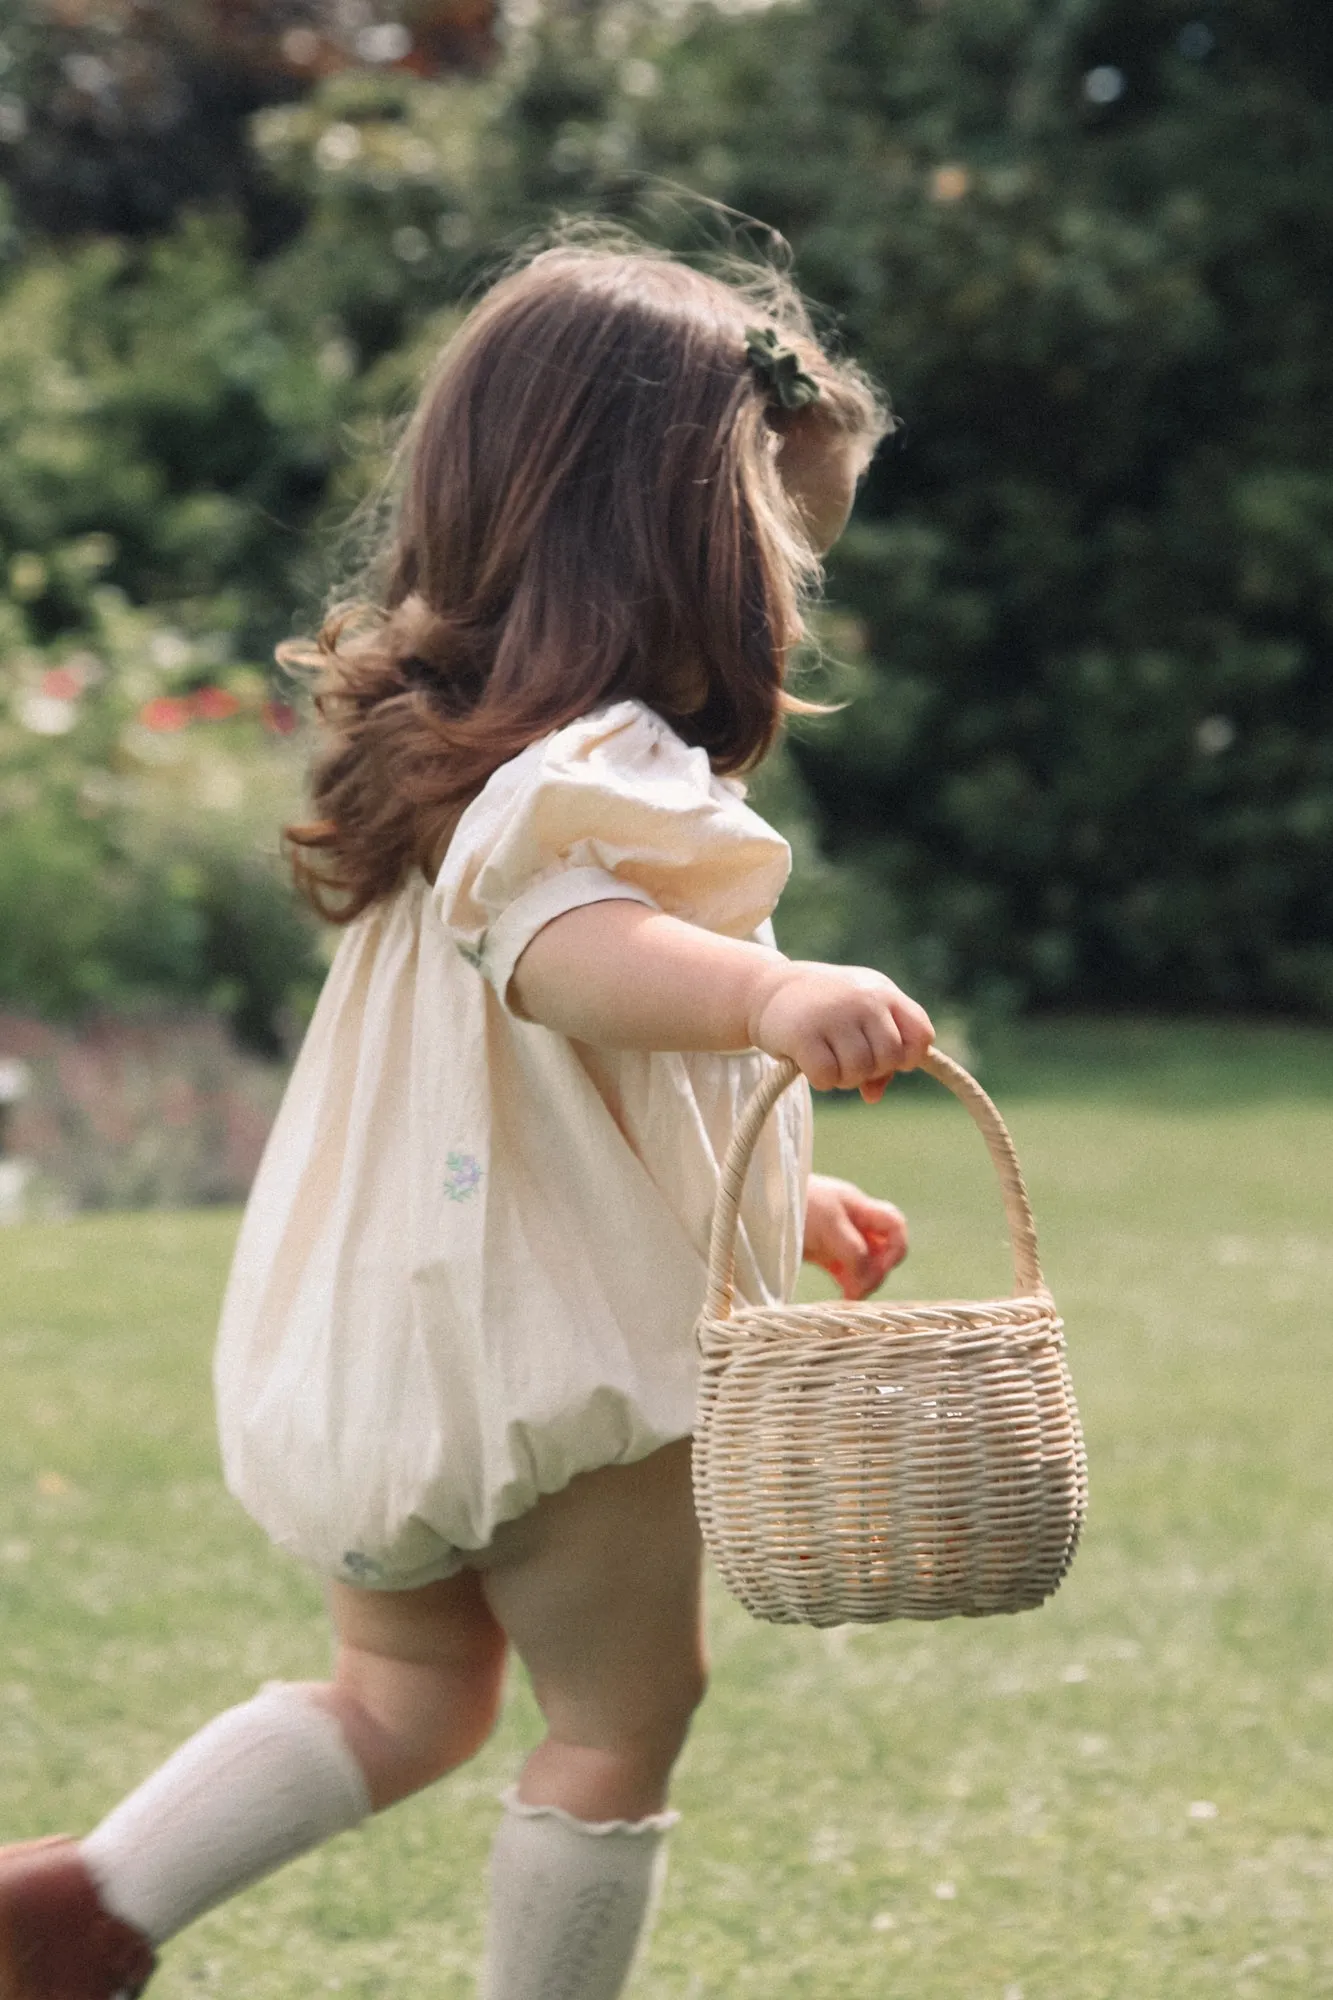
0, 2, 498, 1050
2, 0, 1332, 1046
0, 0, 497, 237
487, 0, 1333, 1019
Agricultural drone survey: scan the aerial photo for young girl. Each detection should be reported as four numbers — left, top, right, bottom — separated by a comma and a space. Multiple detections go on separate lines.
0, 237, 934, 2000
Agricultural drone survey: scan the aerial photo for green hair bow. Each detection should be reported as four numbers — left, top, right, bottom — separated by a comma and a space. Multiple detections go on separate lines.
743, 326, 821, 412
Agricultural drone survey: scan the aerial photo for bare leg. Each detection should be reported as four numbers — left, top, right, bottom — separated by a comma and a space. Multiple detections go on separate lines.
0, 1452, 700, 1999
34, 1572, 508, 1961
295, 1451, 704, 1998
470, 1440, 704, 1998
478, 1439, 707, 1822
310, 1567, 508, 1809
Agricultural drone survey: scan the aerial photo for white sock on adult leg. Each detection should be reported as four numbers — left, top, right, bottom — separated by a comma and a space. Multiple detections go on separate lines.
480, 1789, 676, 2000
80, 1681, 371, 1944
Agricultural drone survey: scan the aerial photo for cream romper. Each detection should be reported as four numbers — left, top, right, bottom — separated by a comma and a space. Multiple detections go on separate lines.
214, 700, 812, 1587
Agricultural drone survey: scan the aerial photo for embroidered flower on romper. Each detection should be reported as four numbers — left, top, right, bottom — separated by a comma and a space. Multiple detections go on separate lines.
341, 1550, 387, 1583
444, 1151, 483, 1202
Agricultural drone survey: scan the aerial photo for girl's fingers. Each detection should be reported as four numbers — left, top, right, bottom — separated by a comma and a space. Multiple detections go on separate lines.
892, 998, 936, 1070
804, 1179, 908, 1298
847, 1195, 905, 1235
856, 1024, 896, 1088
826, 1207, 895, 1299
859, 1010, 907, 1098
843, 1197, 909, 1288
854, 1024, 887, 1088
781, 985, 931, 1092
803, 1035, 845, 1092
864, 1225, 908, 1276
818, 1025, 872, 1090
844, 1229, 906, 1296
826, 1212, 870, 1268
829, 1014, 904, 1091
832, 1243, 891, 1299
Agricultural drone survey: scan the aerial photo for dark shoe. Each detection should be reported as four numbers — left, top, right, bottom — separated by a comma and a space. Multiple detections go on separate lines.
0, 1839, 156, 2000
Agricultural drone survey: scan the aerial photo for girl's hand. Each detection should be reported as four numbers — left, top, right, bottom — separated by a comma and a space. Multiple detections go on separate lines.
748, 961, 935, 1101
803, 1174, 908, 1300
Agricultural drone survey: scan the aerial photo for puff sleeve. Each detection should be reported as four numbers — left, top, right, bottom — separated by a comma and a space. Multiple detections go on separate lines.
433, 701, 792, 1008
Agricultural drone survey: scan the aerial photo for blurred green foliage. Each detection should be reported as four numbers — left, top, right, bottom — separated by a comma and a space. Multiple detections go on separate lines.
566, 0, 1333, 1018
1, 0, 1330, 1041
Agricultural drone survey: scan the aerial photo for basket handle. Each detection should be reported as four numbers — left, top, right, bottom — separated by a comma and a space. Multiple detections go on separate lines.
703, 1046, 1046, 1321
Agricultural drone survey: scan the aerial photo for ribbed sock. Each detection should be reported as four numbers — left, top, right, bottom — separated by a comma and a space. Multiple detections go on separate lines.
80, 1682, 371, 1945
480, 1789, 676, 2000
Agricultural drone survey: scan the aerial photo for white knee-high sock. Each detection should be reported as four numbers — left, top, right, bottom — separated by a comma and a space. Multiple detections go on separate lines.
80, 1682, 371, 1945
480, 1790, 676, 2000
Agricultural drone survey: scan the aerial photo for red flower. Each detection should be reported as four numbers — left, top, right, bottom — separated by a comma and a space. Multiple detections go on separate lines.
191, 685, 241, 722
40, 667, 82, 701
139, 696, 191, 733
262, 700, 298, 735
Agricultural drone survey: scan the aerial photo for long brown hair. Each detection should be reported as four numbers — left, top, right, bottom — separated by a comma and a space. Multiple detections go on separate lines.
284, 235, 889, 921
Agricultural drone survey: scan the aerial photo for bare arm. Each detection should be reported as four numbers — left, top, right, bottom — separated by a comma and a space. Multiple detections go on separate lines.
510, 900, 786, 1051
510, 899, 934, 1097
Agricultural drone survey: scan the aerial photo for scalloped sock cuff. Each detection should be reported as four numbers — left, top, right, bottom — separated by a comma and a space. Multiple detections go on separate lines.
480, 1788, 676, 2000
79, 1682, 371, 1945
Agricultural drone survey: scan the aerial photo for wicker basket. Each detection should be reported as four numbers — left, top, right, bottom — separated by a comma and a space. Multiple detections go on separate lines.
692, 1047, 1087, 1626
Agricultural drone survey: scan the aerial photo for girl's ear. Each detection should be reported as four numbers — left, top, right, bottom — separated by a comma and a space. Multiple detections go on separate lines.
776, 418, 864, 555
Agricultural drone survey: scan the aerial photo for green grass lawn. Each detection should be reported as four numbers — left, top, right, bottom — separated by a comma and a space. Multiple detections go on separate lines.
3, 1019, 1332, 1998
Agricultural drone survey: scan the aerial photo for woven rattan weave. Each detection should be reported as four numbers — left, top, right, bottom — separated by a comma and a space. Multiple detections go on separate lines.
692, 1048, 1087, 1626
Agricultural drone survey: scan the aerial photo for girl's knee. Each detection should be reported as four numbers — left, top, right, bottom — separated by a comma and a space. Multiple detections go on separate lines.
328, 1670, 502, 1808
648, 1684, 706, 1770
520, 1684, 703, 1821
659, 1660, 708, 1737
417, 1649, 506, 1768
323, 1620, 507, 1806
608, 1660, 709, 1770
